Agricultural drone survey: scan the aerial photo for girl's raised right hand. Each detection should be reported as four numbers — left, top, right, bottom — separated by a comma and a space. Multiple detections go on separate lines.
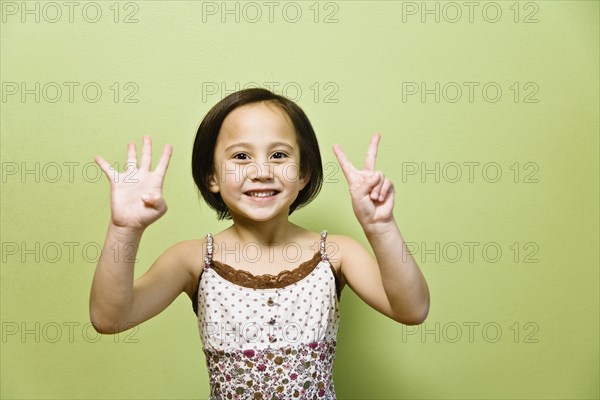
95, 136, 173, 232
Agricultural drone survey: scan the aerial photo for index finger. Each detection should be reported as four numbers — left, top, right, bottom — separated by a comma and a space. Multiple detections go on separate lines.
332, 143, 356, 182
364, 133, 381, 171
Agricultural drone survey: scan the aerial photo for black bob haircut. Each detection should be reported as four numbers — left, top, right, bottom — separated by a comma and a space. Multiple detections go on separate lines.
191, 88, 324, 220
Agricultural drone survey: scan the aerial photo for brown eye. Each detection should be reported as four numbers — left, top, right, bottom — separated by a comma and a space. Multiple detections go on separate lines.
233, 153, 248, 160
272, 152, 287, 159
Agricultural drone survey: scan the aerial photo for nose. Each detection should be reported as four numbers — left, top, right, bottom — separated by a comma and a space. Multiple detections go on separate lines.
244, 160, 274, 182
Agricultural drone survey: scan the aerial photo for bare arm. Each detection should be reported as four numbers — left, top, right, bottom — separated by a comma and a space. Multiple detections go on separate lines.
333, 225, 429, 325
89, 135, 181, 334
364, 221, 429, 323
89, 223, 142, 333
332, 134, 430, 324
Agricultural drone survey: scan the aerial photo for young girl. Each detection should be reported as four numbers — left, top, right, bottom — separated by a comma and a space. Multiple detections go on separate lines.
90, 88, 430, 399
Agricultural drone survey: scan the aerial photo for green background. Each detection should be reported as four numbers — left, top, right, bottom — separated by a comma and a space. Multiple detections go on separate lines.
1, 1, 598, 399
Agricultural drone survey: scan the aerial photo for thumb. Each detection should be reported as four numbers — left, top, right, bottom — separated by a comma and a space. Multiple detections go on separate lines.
141, 192, 160, 205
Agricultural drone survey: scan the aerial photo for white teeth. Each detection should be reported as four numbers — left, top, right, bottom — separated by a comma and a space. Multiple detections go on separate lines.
248, 191, 276, 197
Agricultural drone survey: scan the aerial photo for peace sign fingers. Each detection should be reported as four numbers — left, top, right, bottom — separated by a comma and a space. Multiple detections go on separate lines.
331, 133, 395, 228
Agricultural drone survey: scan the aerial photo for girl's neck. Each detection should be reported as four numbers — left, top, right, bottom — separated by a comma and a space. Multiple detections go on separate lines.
227, 214, 300, 246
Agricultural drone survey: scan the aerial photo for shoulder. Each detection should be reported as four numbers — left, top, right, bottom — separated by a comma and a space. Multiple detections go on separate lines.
325, 234, 375, 283
161, 238, 206, 263
323, 233, 370, 288
325, 233, 366, 256
156, 238, 207, 298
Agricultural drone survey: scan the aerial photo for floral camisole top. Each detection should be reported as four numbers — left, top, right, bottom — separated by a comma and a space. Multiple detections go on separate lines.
191, 230, 343, 399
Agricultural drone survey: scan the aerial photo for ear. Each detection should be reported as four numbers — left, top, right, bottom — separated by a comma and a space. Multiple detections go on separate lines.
298, 172, 309, 191
208, 173, 220, 193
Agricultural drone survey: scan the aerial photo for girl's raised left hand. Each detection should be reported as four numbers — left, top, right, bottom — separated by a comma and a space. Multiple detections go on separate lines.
332, 134, 395, 233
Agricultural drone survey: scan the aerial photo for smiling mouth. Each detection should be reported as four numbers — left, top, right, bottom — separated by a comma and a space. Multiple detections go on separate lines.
244, 190, 280, 198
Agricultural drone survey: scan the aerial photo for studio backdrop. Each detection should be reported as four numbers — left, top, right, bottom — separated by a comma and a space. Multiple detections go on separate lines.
1, 1, 598, 399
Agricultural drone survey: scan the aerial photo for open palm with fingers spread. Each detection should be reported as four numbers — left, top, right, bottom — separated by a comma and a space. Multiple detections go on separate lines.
332, 134, 395, 232
95, 136, 173, 232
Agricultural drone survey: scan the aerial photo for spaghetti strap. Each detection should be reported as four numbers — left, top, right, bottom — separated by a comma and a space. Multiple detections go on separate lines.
320, 229, 328, 262
204, 233, 213, 270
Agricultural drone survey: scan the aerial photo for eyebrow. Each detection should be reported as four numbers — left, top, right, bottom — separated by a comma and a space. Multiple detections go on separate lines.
224, 142, 295, 153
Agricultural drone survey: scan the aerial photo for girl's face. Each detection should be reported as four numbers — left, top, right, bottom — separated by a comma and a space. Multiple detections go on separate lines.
209, 102, 309, 222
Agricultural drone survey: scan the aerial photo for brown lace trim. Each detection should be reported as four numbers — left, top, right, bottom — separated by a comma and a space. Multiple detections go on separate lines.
192, 256, 342, 315
210, 251, 322, 289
